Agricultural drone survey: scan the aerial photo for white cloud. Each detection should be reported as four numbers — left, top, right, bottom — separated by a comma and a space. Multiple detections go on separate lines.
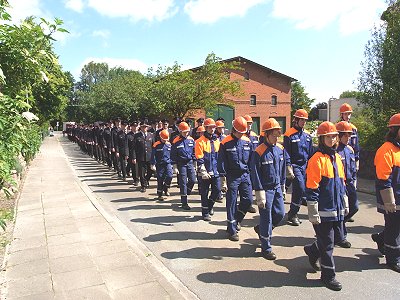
271, 0, 386, 35
184, 0, 267, 24
92, 29, 110, 39
7, 0, 44, 23
64, 0, 84, 13
74, 57, 150, 78
87, 0, 178, 22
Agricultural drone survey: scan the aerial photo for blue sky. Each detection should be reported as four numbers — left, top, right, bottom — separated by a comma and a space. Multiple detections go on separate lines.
7, 0, 387, 104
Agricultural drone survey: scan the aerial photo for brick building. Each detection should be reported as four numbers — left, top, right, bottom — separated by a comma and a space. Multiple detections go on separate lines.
189, 56, 296, 134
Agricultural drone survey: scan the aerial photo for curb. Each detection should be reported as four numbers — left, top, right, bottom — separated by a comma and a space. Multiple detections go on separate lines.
60, 136, 199, 300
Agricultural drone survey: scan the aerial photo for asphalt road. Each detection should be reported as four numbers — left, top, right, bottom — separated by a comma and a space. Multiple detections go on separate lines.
61, 138, 399, 300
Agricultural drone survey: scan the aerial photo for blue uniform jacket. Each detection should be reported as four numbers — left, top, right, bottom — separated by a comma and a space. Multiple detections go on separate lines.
171, 135, 195, 165
151, 141, 172, 166
306, 149, 347, 222
375, 140, 400, 215
283, 127, 313, 166
251, 142, 286, 191
337, 143, 357, 184
195, 133, 220, 177
217, 134, 252, 177
247, 130, 259, 151
349, 123, 360, 161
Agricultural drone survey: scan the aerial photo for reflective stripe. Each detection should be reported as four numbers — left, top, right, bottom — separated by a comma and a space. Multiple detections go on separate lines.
377, 204, 400, 210
237, 209, 246, 216
262, 160, 273, 165
227, 219, 236, 224
320, 263, 335, 270
292, 202, 302, 208
180, 194, 187, 197
385, 243, 400, 249
226, 148, 237, 152
319, 211, 338, 217
201, 206, 209, 209
260, 235, 270, 242
176, 145, 184, 148
291, 139, 300, 143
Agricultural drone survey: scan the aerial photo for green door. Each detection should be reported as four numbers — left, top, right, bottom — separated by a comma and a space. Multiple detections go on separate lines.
274, 117, 287, 134
206, 104, 234, 130
252, 117, 260, 135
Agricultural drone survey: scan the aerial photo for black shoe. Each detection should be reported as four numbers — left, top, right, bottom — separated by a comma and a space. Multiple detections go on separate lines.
262, 251, 277, 260
140, 187, 146, 193
248, 206, 257, 213
321, 278, 342, 291
156, 195, 165, 201
387, 263, 400, 273
203, 215, 211, 221
122, 177, 127, 181
215, 197, 223, 203
133, 181, 139, 187
287, 212, 301, 226
301, 200, 307, 206
254, 224, 260, 236
229, 233, 239, 242
164, 189, 170, 196
371, 233, 385, 255
117, 173, 122, 178
236, 222, 241, 232
346, 217, 355, 222
209, 208, 214, 216
335, 240, 351, 248
304, 246, 321, 271
181, 204, 191, 210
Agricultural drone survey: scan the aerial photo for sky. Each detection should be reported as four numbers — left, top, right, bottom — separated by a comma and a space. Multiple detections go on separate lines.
7, 0, 388, 104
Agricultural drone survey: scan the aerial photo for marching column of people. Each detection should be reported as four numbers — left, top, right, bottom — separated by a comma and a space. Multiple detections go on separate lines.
65, 109, 400, 293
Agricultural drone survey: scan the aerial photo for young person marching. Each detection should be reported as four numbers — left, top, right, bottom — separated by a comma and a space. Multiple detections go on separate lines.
303, 121, 348, 291
215, 120, 227, 202
218, 116, 253, 241
251, 118, 286, 259
171, 121, 196, 210
195, 118, 221, 221
371, 113, 400, 273
151, 129, 173, 201
334, 121, 359, 248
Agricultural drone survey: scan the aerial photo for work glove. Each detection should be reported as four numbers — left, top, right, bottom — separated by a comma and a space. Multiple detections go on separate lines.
286, 165, 295, 180
173, 164, 179, 175
221, 176, 227, 193
150, 164, 156, 172
343, 194, 349, 216
380, 188, 397, 213
307, 201, 321, 225
281, 185, 286, 199
355, 160, 360, 172
199, 164, 211, 180
255, 190, 266, 210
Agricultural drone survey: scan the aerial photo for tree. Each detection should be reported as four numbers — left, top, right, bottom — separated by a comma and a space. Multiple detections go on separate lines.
150, 53, 243, 119
291, 81, 314, 118
339, 90, 364, 99
308, 102, 327, 121
357, 0, 400, 149
77, 62, 110, 92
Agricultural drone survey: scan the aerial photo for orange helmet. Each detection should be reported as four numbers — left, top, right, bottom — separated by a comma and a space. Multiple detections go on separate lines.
178, 122, 190, 132
196, 125, 205, 133
340, 103, 353, 114
317, 121, 338, 136
243, 115, 253, 123
215, 120, 225, 128
232, 116, 248, 133
159, 129, 170, 140
293, 109, 309, 120
388, 113, 400, 127
262, 118, 281, 132
335, 121, 353, 133
204, 118, 216, 127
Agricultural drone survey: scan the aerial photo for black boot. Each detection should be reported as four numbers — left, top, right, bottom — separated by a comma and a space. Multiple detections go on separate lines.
287, 211, 301, 226
321, 278, 342, 291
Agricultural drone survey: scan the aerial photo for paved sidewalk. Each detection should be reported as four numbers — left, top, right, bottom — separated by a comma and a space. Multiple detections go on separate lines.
1, 136, 197, 300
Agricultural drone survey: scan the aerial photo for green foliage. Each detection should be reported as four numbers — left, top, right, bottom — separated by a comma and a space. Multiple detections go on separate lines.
339, 90, 365, 99
291, 81, 314, 118
357, 0, 400, 150
308, 102, 327, 121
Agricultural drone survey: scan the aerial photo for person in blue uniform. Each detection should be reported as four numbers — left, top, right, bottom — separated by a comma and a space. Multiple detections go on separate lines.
115, 121, 129, 180
218, 116, 253, 241
303, 121, 348, 291
195, 118, 221, 221
171, 121, 196, 210
251, 118, 286, 259
371, 113, 400, 273
334, 121, 358, 248
151, 129, 173, 201
285, 109, 314, 226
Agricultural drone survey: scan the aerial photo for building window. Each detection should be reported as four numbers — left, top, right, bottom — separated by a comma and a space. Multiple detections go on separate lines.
244, 72, 250, 80
271, 95, 277, 106
250, 95, 256, 106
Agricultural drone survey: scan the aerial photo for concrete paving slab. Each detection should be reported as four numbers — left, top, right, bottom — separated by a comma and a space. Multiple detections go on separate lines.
46, 224, 79, 237
7, 246, 48, 267
47, 232, 82, 246
52, 267, 104, 291
101, 265, 154, 291
111, 281, 171, 300
9, 235, 47, 253
87, 239, 130, 257
6, 273, 52, 299
6, 258, 50, 280
92, 251, 141, 271
81, 230, 119, 245
64, 284, 112, 300
49, 253, 95, 274
48, 241, 89, 259
8, 291, 55, 300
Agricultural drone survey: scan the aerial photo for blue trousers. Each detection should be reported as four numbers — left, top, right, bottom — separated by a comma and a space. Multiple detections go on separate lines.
335, 181, 359, 242
178, 162, 196, 205
156, 164, 173, 196
289, 164, 306, 213
374, 213, 400, 265
305, 221, 342, 281
226, 173, 253, 235
258, 187, 285, 253
199, 176, 220, 217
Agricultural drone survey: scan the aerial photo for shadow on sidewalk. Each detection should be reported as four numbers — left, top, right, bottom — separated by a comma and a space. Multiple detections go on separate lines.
144, 230, 228, 242
131, 215, 202, 226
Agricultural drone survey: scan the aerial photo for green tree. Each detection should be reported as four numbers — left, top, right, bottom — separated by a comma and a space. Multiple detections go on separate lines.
308, 102, 327, 121
357, 0, 400, 149
290, 81, 314, 118
339, 90, 365, 99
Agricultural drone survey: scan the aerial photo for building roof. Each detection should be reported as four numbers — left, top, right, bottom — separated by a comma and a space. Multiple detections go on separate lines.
190, 56, 297, 82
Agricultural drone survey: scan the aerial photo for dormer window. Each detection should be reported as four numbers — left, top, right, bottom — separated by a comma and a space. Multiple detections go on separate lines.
244, 72, 249, 80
